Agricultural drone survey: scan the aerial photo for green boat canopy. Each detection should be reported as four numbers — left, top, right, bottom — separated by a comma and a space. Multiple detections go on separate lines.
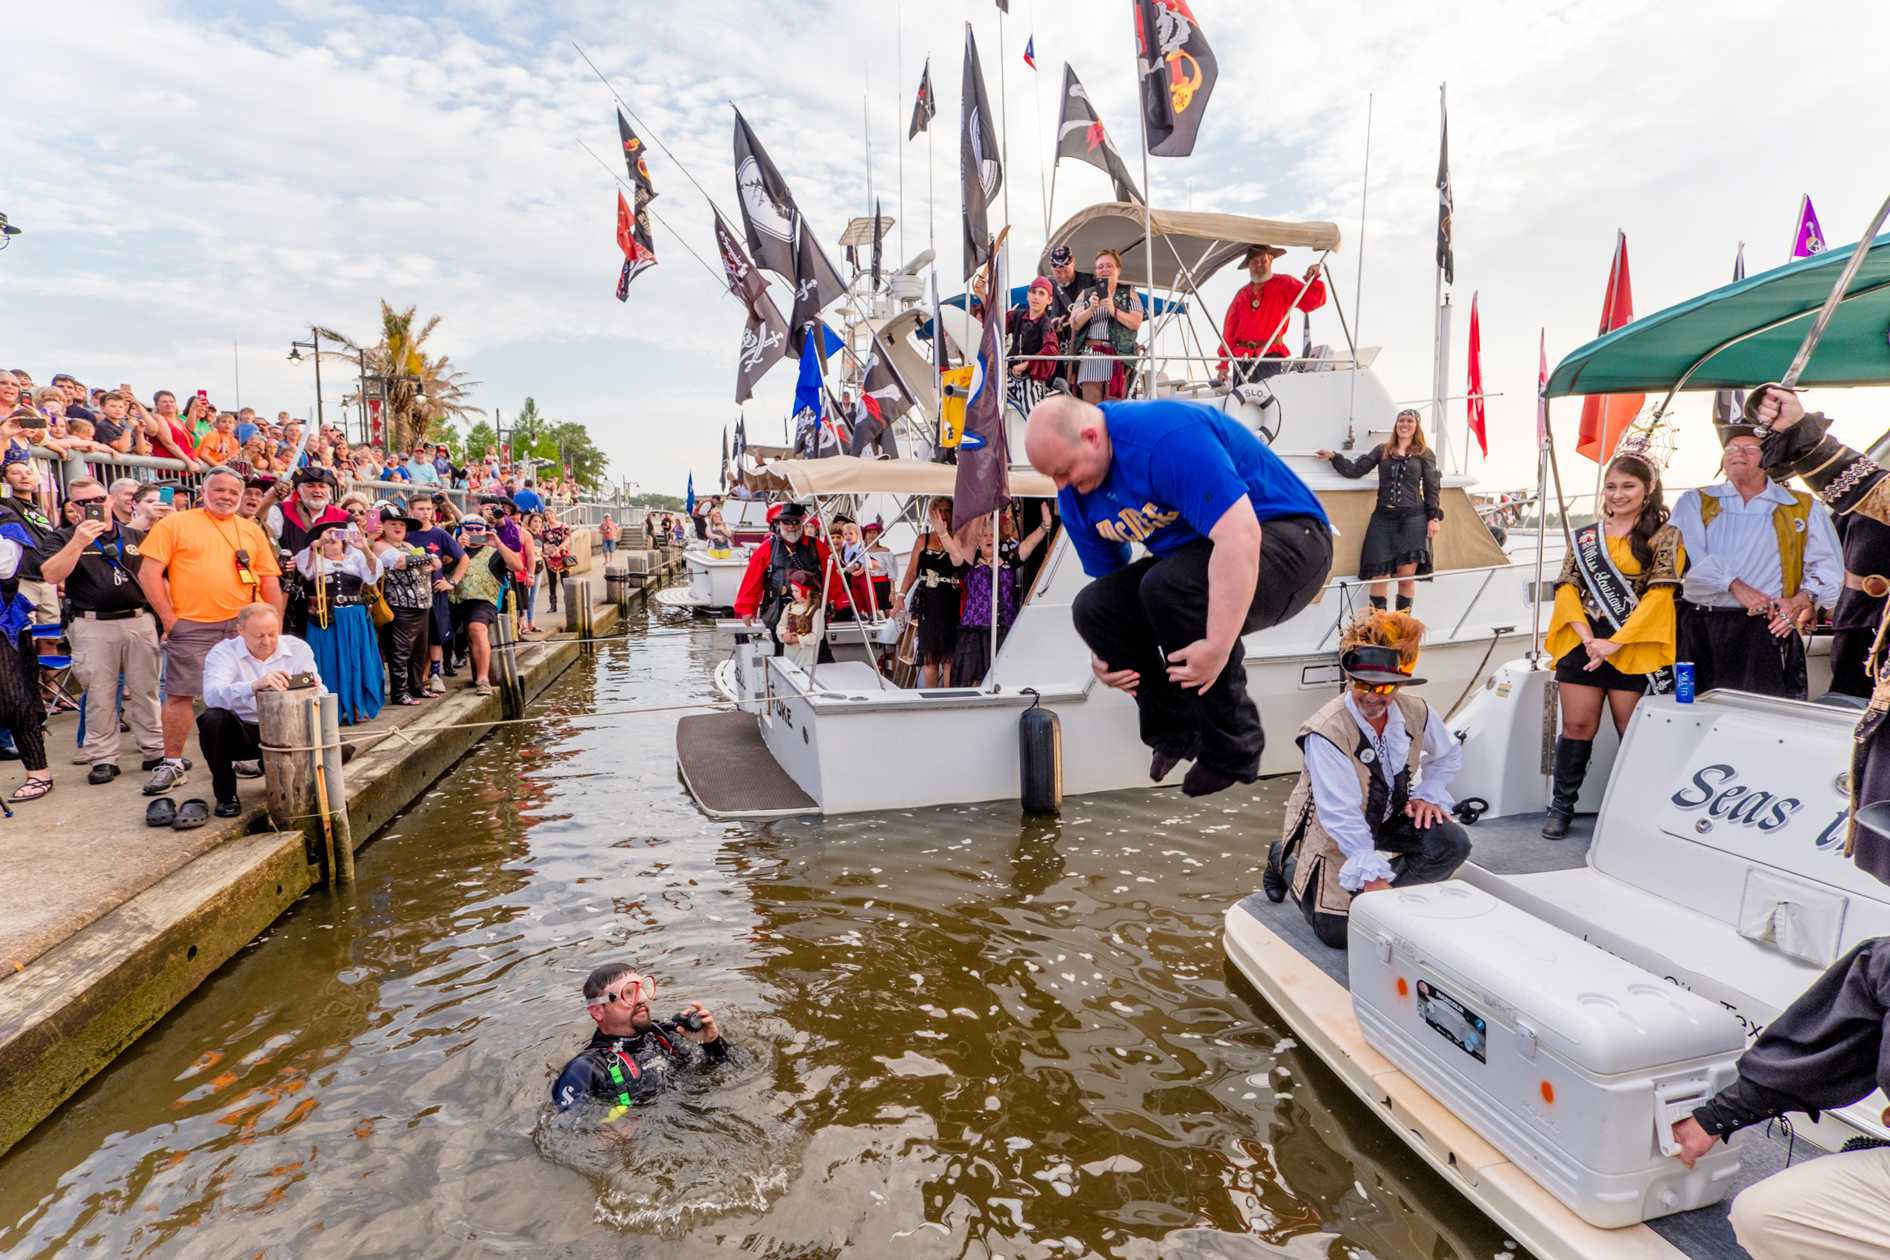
1546, 232, 1890, 401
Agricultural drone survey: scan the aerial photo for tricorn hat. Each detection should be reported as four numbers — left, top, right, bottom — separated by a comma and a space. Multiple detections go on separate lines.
772, 502, 809, 524
1714, 419, 1767, 448
1340, 643, 1427, 688
292, 466, 338, 488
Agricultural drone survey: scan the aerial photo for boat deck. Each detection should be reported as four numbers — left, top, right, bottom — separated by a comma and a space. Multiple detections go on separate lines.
1230, 810, 1812, 1260
675, 711, 816, 819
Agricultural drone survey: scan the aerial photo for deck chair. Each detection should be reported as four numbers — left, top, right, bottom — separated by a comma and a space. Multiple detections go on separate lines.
30, 624, 80, 717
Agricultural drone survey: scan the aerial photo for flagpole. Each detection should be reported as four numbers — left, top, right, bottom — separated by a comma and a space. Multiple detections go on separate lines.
897, 5, 906, 264
996, 4, 1012, 233
1430, 82, 1449, 472
1132, 26, 1157, 399
1030, 1, 1048, 237
1346, 91, 1372, 448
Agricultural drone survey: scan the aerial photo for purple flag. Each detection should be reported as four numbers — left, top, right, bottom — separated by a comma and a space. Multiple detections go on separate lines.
1792, 195, 1826, 259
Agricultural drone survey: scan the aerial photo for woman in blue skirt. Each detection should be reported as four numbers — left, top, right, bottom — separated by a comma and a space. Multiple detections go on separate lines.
295, 520, 384, 725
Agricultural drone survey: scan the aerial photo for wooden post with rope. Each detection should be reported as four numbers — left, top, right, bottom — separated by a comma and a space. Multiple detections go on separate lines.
258, 687, 352, 885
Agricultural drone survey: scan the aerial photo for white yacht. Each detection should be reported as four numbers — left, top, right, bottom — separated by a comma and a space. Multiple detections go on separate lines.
677, 203, 1541, 818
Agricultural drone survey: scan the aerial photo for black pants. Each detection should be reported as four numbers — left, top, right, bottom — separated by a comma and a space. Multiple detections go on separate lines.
1681, 606, 1808, 700
197, 707, 261, 804
1830, 626, 1876, 699
1231, 356, 1289, 385
1072, 516, 1332, 780
1288, 815, 1473, 949
0, 628, 46, 772
544, 567, 560, 612
387, 607, 431, 701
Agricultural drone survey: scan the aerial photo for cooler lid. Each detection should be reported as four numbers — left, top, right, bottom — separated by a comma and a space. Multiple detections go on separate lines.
1350, 882, 1748, 1074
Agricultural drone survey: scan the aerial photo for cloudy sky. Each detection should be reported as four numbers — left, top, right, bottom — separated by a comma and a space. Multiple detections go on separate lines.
7, 0, 1889, 496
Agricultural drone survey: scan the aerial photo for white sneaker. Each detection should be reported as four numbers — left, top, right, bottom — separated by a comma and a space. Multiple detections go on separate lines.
427, 674, 445, 696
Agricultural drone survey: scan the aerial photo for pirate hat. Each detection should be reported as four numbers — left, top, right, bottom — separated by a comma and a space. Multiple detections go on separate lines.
292, 466, 339, 488
1714, 419, 1767, 447
1242, 243, 1289, 264
304, 519, 351, 545
1340, 643, 1427, 688
773, 502, 809, 524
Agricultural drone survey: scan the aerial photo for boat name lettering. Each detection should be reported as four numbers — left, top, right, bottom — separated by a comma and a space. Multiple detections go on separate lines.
1668, 763, 1800, 833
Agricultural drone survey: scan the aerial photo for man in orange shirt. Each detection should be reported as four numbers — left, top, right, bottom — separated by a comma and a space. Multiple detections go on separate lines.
1216, 244, 1326, 385
136, 466, 285, 796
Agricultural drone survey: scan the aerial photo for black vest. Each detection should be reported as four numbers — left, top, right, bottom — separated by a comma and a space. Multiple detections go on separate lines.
762, 534, 819, 622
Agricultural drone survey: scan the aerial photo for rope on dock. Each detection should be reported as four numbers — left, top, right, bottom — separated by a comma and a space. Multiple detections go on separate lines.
254, 694, 771, 756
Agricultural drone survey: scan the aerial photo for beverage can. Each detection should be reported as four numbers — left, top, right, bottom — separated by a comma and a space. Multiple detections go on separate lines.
1674, 661, 1695, 704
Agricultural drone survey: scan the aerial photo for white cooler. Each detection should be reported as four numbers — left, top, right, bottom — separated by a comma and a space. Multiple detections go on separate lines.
1348, 881, 1748, 1228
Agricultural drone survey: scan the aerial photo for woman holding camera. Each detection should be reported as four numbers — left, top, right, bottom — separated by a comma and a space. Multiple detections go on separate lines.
1539, 450, 1684, 838
295, 520, 384, 725
1066, 249, 1143, 403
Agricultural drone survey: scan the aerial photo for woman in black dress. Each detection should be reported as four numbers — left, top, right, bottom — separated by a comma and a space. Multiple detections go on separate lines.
897, 500, 974, 687
1316, 408, 1442, 610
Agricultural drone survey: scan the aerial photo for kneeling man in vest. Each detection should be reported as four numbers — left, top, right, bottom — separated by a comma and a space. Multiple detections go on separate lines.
1262, 611, 1470, 948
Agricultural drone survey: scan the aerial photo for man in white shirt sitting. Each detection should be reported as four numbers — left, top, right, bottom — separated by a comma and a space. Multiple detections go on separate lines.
197, 602, 326, 818
1671, 420, 1841, 699
1261, 611, 1470, 949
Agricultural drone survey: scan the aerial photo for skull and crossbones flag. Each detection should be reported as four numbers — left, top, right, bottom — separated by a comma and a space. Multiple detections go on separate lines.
1134, 0, 1218, 159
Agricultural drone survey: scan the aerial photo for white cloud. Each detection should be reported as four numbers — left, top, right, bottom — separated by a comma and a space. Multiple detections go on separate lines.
4, 0, 1889, 497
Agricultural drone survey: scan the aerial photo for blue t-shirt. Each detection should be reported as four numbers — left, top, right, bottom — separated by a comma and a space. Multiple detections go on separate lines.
235, 423, 259, 445
385, 464, 412, 483
1058, 399, 1328, 578
513, 488, 544, 513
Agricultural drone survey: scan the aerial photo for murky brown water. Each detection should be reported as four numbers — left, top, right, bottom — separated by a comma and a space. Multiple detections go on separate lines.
0, 605, 1521, 1259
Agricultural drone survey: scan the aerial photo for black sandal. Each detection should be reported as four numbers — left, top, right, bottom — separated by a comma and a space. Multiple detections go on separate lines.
8, 777, 52, 803
172, 798, 211, 830
145, 797, 177, 827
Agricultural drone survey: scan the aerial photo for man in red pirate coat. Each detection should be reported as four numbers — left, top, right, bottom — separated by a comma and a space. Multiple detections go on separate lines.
734, 503, 839, 653
1216, 244, 1326, 385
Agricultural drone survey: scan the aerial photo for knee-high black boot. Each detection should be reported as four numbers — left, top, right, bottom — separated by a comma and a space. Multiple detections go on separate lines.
1395, 594, 1413, 611
1541, 737, 1594, 839
1368, 595, 1388, 611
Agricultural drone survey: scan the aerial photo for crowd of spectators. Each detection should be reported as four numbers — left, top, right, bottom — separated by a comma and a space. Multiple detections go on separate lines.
0, 365, 597, 820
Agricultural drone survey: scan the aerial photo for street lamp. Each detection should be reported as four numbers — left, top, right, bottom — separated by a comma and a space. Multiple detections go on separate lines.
287, 328, 326, 429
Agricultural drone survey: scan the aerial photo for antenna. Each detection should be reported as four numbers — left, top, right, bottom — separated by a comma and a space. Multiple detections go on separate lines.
1344, 95, 1373, 448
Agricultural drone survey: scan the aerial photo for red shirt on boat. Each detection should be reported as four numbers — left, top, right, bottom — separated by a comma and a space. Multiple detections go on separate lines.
1218, 273, 1327, 372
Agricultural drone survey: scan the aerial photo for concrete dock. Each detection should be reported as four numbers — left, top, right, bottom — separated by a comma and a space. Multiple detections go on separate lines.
0, 539, 685, 1157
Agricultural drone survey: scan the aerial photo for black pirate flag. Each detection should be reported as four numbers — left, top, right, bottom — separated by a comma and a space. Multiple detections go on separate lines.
616, 109, 657, 207
1135, 0, 1219, 159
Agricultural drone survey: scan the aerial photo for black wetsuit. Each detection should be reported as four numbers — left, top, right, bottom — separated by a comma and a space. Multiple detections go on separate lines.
551, 1024, 730, 1112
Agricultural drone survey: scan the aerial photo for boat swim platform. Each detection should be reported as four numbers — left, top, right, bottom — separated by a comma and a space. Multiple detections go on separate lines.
676, 711, 817, 819
654, 587, 721, 613
1224, 810, 1806, 1260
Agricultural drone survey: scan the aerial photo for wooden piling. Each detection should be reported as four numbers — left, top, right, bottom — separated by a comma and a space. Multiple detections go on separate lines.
258, 687, 351, 884
492, 600, 525, 719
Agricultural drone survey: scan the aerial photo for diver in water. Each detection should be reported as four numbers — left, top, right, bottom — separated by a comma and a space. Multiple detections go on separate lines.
552, 963, 729, 1113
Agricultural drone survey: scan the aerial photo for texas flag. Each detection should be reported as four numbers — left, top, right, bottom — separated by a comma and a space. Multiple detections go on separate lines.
1023, 36, 1036, 69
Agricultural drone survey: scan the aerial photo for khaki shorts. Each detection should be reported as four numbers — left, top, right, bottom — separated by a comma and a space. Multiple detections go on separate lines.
163, 617, 238, 700
18, 579, 59, 625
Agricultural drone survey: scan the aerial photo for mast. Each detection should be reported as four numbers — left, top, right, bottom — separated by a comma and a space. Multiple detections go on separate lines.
1429, 83, 1451, 470
1345, 93, 1372, 448
996, 3, 1012, 232
1132, 17, 1157, 399
897, 5, 905, 262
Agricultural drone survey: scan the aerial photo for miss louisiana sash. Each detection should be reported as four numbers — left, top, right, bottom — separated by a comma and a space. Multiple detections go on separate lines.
1571, 522, 1673, 694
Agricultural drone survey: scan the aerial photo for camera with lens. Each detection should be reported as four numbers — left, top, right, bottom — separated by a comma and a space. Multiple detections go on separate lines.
668, 1009, 704, 1033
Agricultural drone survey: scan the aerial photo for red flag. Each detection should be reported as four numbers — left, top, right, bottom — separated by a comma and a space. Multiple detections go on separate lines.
616, 191, 635, 258
1574, 231, 1643, 463
1465, 291, 1487, 458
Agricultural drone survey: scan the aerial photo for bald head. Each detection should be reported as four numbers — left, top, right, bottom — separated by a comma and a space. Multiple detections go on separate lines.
1025, 395, 1113, 494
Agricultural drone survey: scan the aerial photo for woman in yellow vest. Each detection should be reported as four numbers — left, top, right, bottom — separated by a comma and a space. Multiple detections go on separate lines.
1541, 451, 1684, 838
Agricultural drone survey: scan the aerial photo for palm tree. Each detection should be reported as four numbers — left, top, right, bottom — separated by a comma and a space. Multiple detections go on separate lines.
319, 301, 484, 452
